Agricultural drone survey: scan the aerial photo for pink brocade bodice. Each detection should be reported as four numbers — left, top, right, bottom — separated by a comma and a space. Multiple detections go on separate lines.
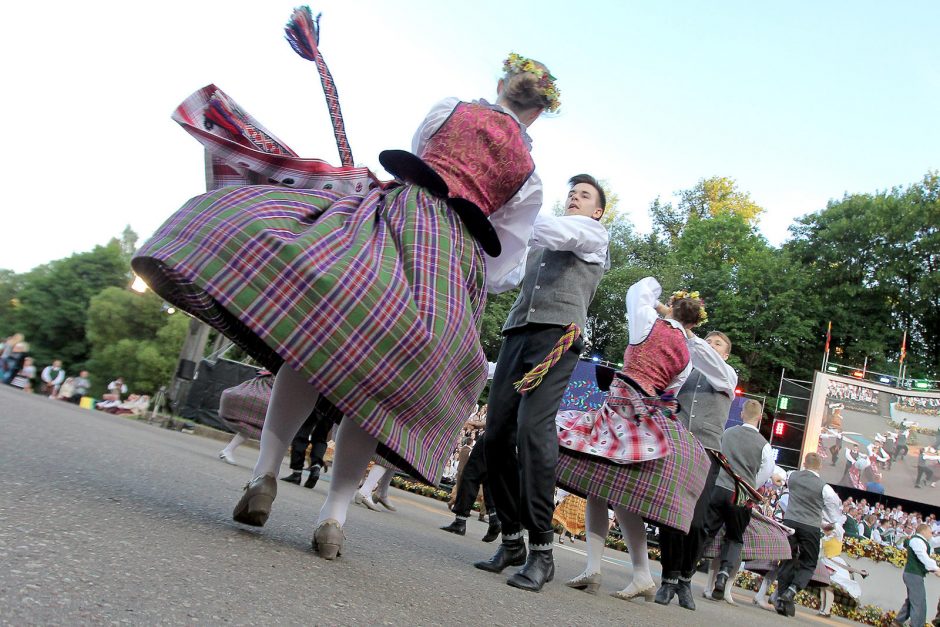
420, 102, 535, 217
622, 319, 690, 396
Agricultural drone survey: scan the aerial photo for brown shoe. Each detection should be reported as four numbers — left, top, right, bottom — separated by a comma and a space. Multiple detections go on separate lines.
232, 475, 277, 527
313, 519, 345, 560
372, 491, 397, 512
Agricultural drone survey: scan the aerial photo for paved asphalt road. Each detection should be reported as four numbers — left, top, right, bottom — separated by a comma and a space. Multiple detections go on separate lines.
1, 387, 848, 626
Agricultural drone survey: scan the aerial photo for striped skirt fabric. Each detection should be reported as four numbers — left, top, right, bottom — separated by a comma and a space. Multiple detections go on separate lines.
132, 184, 488, 484
218, 374, 274, 439
555, 412, 710, 533
702, 510, 793, 562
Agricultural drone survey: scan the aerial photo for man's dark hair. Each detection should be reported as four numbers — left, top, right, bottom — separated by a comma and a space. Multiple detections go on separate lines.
568, 173, 607, 211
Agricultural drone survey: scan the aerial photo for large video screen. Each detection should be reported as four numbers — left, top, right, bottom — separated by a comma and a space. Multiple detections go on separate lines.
805, 372, 940, 505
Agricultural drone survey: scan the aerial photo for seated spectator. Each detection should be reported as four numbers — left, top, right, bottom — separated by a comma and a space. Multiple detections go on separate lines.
103, 377, 127, 401
40, 360, 66, 397
10, 356, 36, 391
68, 371, 91, 403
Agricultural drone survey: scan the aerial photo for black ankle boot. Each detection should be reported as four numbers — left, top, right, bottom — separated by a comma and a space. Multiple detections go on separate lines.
654, 576, 678, 606
775, 586, 796, 617
507, 550, 554, 592
440, 517, 467, 535
304, 465, 321, 489
473, 537, 526, 573
676, 576, 696, 610
712, 571, 729, 600
482, 514, 501, 543
279, 471, 302, 485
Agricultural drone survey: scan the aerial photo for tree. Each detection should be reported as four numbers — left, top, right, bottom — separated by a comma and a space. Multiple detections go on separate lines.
13, 242, 130, 368
85, 286, 189, 395
651, 176, 765, 246
786, 172, 939, 378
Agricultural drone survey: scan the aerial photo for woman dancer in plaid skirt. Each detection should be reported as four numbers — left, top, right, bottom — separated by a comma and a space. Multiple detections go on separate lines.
558, 277, 711, 599
132, 54, 558, 560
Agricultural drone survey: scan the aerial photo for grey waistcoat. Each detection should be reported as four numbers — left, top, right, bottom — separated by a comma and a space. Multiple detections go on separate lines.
716, 425, 768, 491
785, 470, 827, 528
502, 248, 607, 334
675, 369, 732, 452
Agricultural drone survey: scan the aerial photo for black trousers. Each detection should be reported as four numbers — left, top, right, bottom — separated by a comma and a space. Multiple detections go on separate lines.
916, 466, 935, 486
659, 455, 719, 578
776, 520, 821, 592
696, 485, 752, 573
484, 325, 582, 546
453, 437, 495, 517
289, 397, 341, 471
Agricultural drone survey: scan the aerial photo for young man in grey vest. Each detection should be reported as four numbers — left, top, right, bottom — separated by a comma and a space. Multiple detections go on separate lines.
696, 399, 774, 600
774, 452, 842, 617
893, 523, 940, 627
656, 330, 737, 610
474, 174, 609, 592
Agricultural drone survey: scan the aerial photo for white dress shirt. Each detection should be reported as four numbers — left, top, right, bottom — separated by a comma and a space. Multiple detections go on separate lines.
411, 97, 544, 294
487, 212, 609, 292
686, 334, 738, 398
910, 535, 940, 572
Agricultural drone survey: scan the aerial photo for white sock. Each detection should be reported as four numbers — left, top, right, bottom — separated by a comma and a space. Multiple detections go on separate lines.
359, 464, 388, 496
755, 575, 772, 600
252, 367, 320, 478
316, 418, 378, 527
582, 495, 609, 575
223, 432, 247, 455
375, 467, 395, 499
613, 506, 652, 584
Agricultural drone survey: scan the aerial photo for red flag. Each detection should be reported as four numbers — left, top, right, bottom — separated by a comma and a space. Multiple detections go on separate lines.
824, 321, 832, 354
900, 330, 907, 364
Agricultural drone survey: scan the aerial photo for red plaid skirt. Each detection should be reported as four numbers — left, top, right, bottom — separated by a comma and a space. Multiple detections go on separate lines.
556, 376, 673, 463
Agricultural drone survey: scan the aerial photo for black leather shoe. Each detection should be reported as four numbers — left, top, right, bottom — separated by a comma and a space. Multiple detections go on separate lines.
775, 587, 796, 617
280, 471, 302, 485
712, 572, 729, 600
441, 517, 467, 535
304, 465, 321, 489
676, 578, 696, 610
654, 582, 677, 605
482, 515, 501, 543
507, 550, 554, 592
473, 539, 526, 573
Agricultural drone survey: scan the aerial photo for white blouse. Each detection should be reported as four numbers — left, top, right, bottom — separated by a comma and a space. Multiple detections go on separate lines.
411, 97, 543, 294
625, 277, 692, 393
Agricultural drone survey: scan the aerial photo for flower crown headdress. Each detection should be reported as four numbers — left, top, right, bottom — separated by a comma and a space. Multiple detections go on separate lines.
669, 289, 708, 326
502, 53, 561, 113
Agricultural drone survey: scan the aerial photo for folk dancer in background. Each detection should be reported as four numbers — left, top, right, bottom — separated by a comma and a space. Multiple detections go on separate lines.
772, 452, 842, 617
653, 327, 738, 610
556, 279, 711, 602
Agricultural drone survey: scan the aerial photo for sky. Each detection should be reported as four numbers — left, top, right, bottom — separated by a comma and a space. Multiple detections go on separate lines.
2, 0, 937, 273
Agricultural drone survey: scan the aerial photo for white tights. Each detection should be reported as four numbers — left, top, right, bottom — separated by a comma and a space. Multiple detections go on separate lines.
250, 366, 378, 527
222, 432, 247, 456
359, 464, 395, 499
580, 495, 652, 585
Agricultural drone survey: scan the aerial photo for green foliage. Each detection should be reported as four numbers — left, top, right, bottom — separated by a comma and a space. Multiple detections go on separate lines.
787, 171, 939, 378
12, 242, 130, 367
480, 290, 519, 360
85, 287, 189, 396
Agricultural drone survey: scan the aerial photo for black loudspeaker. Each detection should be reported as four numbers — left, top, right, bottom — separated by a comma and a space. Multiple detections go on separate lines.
177, 359, 197, 380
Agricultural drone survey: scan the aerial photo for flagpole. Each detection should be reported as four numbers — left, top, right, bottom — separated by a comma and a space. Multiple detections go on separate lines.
822, 320, 832, 371
897, 329, 907, 386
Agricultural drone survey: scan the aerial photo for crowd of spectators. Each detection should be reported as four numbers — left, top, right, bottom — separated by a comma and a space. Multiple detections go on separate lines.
897, 396, 940, 417
827, 380, 880, 407
839, 496, 940, 550
0, 333, 137, 413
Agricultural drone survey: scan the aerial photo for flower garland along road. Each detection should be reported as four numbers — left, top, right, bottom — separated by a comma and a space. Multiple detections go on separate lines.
392, 477, 905, 625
